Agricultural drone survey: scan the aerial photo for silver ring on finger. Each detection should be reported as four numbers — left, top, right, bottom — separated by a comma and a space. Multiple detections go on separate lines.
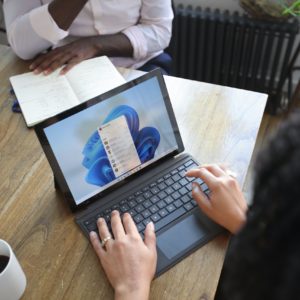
226, 170, 237, 178
101, 236, 112, 248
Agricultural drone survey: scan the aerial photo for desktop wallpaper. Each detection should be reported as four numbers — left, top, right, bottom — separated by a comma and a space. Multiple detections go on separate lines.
82, 105, 160, 186
44, 77, 178, 205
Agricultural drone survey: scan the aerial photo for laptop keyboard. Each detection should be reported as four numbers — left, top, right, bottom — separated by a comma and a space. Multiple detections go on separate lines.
83, 159, 209, 236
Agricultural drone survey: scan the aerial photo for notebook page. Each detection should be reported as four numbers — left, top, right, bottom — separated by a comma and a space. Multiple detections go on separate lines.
10, 70, 79, 126
65, 56, 126, 103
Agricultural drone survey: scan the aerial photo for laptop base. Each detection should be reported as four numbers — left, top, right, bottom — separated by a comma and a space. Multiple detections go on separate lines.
75, 153, 225, 276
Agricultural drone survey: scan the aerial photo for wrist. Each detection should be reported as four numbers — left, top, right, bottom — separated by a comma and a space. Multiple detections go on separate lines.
89, 36, 104, 56
228, 210, 247, 234
114, 283, 150, 300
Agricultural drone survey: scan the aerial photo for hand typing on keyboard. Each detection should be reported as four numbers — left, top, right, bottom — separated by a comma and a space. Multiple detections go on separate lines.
90, 211, 157, 300
83, 160, 202, 238
185, 164, 248, 234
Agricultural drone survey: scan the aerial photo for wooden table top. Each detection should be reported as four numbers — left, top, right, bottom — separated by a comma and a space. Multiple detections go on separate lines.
0, 45, 267, 300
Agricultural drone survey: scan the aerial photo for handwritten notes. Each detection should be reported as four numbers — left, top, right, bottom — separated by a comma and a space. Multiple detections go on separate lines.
10, 56, 125, 126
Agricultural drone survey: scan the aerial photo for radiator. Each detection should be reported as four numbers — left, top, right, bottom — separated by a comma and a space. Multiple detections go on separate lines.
168, 5, 299, 113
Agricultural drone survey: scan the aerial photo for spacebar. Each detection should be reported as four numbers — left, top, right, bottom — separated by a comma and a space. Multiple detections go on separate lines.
155, 207, 187, 233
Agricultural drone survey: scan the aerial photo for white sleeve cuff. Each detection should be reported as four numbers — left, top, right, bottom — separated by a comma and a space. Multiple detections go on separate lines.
122, 26, 148, 60
29, 4, 69, 45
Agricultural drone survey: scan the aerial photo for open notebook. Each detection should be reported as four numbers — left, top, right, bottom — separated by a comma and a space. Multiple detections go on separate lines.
10, 56, 125, 127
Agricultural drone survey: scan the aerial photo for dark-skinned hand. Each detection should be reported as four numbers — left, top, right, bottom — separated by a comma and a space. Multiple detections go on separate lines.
29, 37, 98, 75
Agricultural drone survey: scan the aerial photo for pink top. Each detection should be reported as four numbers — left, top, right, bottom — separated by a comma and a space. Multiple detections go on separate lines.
3, 0, 173, 69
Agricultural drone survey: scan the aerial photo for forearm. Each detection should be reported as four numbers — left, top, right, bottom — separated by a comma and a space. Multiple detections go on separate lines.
91, 33, 133, 58
48, 0, 88, 30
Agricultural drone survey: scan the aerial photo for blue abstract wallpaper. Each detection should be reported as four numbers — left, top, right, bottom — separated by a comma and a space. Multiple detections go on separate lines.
82, 105, 160, 186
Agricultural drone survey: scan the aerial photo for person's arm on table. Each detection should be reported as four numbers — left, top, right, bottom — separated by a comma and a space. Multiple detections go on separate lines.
29, 0, 173, 74
186, 164, 248, 234
29, 33, 133, 75
90, 211, 157, 300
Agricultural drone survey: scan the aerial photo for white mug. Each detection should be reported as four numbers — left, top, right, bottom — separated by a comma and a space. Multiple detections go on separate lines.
0, 239, 26, 300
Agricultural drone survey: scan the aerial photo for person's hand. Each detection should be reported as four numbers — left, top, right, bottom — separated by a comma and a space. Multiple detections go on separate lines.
186, 164, 248, 234
29, 37, 98, 75
90, 211, 157, 300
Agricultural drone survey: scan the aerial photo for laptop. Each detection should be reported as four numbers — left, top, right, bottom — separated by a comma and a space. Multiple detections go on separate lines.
35, 69, 223, 275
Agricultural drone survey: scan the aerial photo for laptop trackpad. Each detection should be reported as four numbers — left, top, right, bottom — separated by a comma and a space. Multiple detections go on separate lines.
157, 214, 207, 260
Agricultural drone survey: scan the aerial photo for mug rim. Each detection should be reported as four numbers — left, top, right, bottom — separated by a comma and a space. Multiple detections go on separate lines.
0, 239, 12, 277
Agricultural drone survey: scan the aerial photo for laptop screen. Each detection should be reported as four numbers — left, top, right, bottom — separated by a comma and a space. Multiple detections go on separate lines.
36, 70, 184, 208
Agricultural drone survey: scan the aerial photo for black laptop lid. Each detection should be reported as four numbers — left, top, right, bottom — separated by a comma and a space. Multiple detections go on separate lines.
35, 69, 184, 210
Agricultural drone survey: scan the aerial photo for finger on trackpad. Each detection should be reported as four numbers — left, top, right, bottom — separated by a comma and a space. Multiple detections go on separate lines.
157, 214, 208, 260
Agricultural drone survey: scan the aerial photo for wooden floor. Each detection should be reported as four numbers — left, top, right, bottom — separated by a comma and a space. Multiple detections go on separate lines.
243, 83, 300, 203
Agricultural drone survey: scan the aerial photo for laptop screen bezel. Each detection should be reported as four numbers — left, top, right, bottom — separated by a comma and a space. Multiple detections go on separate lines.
34, 69, 184, 211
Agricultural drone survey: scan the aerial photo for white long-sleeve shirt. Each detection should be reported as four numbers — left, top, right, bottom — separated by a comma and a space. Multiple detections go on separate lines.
3, 0, 173, 69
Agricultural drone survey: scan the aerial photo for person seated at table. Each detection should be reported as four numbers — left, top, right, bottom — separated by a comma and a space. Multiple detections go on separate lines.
3, 0, 173, 75
89, 110, 300, 300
